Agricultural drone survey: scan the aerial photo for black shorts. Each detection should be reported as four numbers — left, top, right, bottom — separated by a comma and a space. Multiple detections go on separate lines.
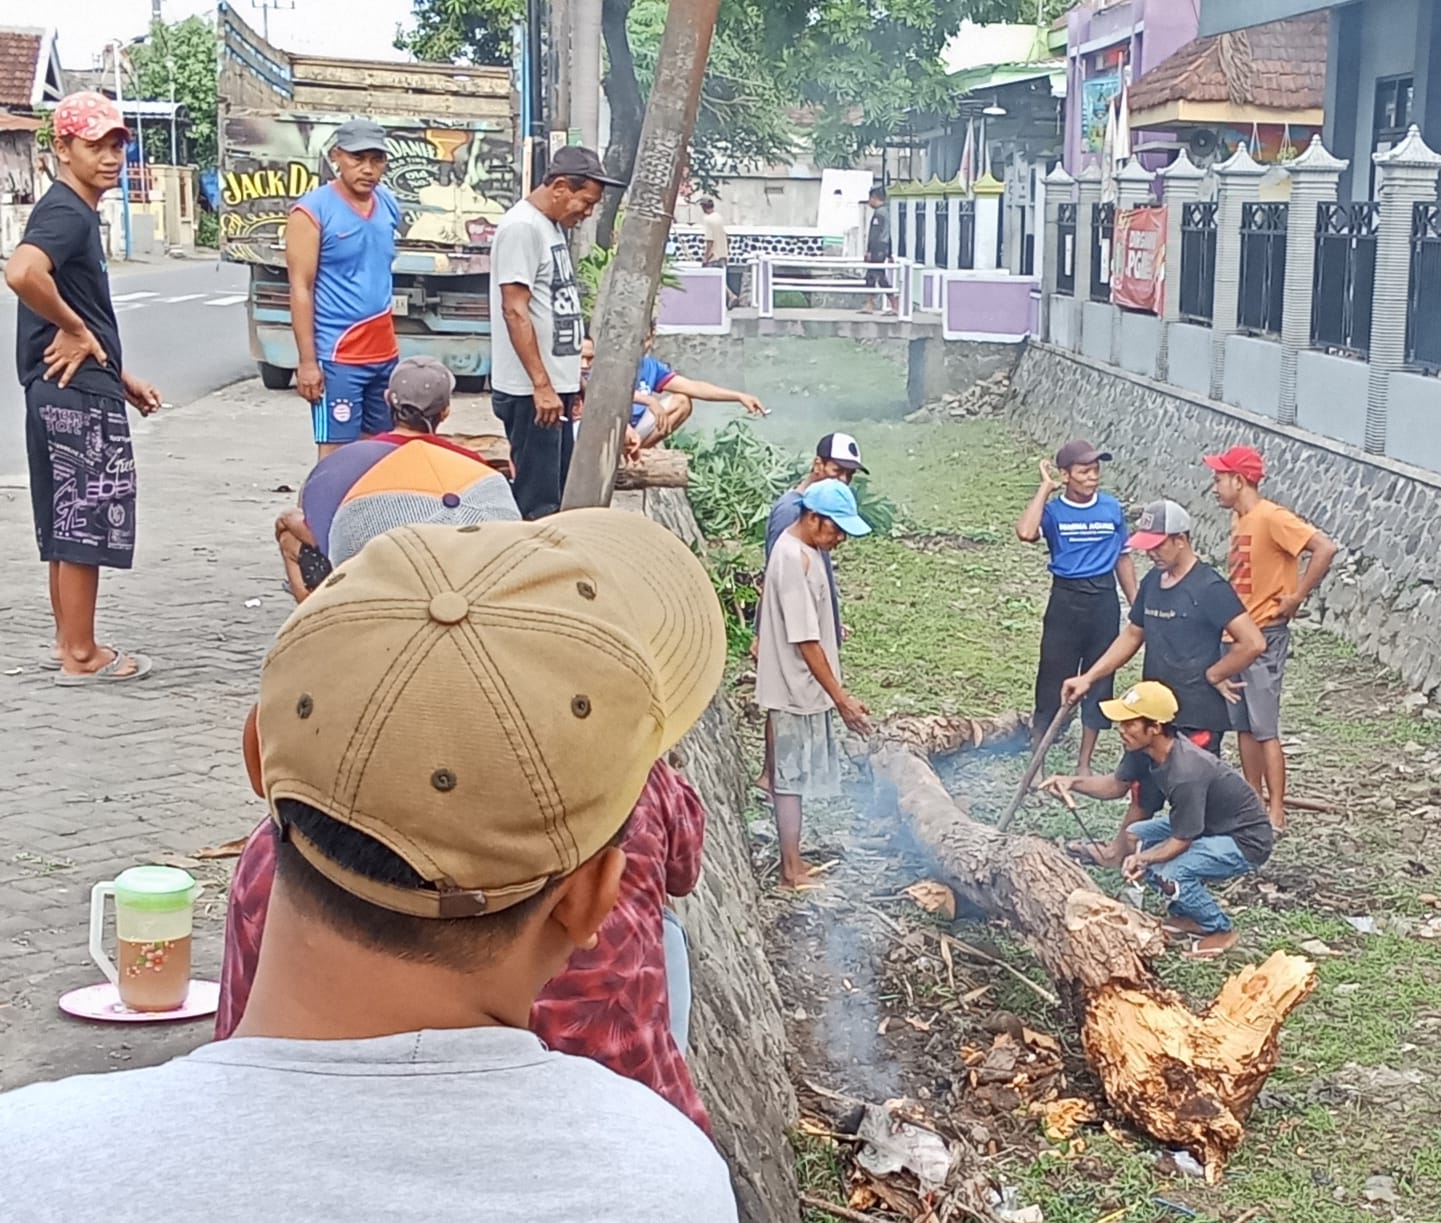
865, 263, 891, 289
1035, 578, 1120, 731
25, 381, 137, 569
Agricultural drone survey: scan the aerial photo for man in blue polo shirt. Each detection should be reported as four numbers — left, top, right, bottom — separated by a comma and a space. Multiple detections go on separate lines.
286, 118, 401, 457
628, 328, 767, 444
1015, 439, 1137, 774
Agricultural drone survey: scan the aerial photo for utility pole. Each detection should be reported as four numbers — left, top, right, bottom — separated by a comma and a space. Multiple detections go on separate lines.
561, 0, 721, 510
526, 0, 548, 187
108, 40, 133, 261
550, 0, 572, 140
572, 0, 602, 150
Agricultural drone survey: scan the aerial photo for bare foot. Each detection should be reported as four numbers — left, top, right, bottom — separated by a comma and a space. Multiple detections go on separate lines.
780, 858, 819, 889
1269, 808, 1287, 834
1183, 929, 1239, 960
60, 646, 142, 678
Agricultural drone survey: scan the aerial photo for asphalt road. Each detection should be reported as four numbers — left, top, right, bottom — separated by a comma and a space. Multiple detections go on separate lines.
0, 259, 253, 482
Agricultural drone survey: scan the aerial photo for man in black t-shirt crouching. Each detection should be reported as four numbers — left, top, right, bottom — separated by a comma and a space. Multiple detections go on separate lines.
4, 93, 161, 685
1062, 498, 1265, 756
1042, 681, 1273, 960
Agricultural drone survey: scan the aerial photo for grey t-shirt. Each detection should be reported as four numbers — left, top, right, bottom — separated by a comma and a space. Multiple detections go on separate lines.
1117, 734, 1274, 865
756, 528, 841, 715
766, 490, 840, 631
0, 1027, 737, 1223
489, 199, 584, 396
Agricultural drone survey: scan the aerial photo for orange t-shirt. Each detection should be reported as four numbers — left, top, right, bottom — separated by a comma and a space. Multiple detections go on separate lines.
1229, 499, 1317, 626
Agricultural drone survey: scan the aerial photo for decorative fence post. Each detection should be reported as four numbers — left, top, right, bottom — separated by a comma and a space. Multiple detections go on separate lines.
1112, 159, 1154, 367
1041, 165, 1075, 344
1277, 136, 1347, 425
1209, 143, 1267, 401
1363, 126, 1441, 454
1074, 165, 1103, 354
1156, 150, 1207, 382
973, 173, 1004, 271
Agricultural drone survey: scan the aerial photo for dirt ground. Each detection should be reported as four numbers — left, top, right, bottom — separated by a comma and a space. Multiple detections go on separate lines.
744, 417, 1441, 1223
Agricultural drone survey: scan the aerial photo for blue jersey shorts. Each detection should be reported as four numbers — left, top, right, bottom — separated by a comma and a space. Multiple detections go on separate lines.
313, 359, 397, 445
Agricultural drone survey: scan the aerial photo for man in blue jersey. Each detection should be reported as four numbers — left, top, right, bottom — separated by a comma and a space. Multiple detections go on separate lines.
1016, 439, 1137, 774
628, 327, 766, 445
286, 118, 401, 456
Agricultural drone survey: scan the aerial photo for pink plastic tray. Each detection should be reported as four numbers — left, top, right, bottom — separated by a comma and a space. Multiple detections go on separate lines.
58, 980, 220, 1024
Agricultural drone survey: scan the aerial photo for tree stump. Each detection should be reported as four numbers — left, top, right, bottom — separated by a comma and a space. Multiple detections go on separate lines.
869, 742, 1316, 1180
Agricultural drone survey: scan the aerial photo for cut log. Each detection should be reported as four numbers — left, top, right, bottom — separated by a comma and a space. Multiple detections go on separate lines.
614, 448, 690, 489
868, 743, 1316, 1181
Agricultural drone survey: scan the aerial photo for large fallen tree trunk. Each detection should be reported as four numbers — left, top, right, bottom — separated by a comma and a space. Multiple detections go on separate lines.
869, 742, 1316, 1181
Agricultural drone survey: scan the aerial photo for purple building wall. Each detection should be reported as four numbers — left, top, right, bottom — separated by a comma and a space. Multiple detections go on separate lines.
1063, 0, 1200, 175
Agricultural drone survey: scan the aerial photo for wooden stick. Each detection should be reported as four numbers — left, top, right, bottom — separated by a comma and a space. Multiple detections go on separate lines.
613, 448, 690, 489
799, 1194, 886, 1223
1286, 796, 1342, 815
997, 700, 1074, 830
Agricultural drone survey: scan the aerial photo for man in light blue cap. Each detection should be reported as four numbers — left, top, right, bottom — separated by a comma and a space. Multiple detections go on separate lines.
755, 478, 874, 887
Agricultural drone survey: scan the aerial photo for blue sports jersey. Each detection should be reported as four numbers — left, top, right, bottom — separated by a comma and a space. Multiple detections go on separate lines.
631, 354, 677, 426
292, 182, 401, 365
1040, 492, 1126, 580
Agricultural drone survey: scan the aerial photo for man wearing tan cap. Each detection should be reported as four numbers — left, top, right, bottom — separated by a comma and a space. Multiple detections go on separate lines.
0, 512, 738, 1221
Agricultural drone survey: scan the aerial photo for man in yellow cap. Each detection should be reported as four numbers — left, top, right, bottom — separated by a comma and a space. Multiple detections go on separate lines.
0, 512, 739, 1220
1041, 680, 1273, 959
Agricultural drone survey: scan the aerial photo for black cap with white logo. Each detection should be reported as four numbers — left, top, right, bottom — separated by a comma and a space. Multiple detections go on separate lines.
816, 432, 869, 474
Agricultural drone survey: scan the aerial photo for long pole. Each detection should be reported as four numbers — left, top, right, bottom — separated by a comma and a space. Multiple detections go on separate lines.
526, 0, 548, 186
112, 42, 133, 261
550, 0, 571, 139
561, 0, 721, 510
168, 60, 177, 164
572, 0, 602, 150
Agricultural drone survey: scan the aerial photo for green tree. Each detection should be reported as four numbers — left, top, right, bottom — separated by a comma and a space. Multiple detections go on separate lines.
395, 0, 522, 64
129, 16, 219, 167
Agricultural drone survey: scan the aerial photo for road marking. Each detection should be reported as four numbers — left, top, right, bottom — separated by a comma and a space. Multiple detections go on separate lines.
204, 294, 248, 307
160, 293, 206, 303
111, 291, 159, 302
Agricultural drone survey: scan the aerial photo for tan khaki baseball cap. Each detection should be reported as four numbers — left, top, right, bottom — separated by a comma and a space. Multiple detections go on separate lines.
257, 510, 724, 918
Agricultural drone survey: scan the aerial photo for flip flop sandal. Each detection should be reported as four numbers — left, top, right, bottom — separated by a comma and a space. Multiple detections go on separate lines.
1181, 938, 1235, 961
40, 643, 114, 672
54, 650, 153, 687
1063, 840, 1103, 867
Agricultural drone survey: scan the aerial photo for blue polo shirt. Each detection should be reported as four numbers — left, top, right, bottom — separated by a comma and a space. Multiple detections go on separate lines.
631, 354, 678, 427
1040, 492, 1126, 580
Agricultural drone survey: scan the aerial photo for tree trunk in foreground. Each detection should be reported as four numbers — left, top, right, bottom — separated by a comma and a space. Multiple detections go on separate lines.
869, 743, 1316, 1180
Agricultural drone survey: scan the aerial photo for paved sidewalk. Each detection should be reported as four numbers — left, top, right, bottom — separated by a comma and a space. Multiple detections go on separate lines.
0, 382, 500, 1091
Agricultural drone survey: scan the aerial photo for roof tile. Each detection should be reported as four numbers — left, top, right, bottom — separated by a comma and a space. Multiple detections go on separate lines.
0, 30, 43, 110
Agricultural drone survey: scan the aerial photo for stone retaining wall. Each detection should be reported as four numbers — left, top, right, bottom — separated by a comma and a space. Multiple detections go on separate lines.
1008, 343, 1441, 694
638, 488, 801, 1223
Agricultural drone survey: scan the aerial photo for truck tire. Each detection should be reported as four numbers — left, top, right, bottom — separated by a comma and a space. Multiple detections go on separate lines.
259, 362, 294, 390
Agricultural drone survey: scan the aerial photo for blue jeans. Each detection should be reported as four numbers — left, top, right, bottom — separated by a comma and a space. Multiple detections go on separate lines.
661, 908, 692, 1053
1129, 816, 1255, 934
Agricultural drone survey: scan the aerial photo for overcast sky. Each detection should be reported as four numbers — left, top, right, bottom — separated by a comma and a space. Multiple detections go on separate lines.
48, 0, 416, 69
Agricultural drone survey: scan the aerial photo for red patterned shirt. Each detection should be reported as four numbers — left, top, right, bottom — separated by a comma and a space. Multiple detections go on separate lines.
215, 762, 712, 1135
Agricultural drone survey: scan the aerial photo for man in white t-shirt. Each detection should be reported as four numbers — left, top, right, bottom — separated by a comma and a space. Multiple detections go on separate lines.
756, 479, 873, 888
698, 198, 737, 307
490, 146, 627, 518
0, 512, 737, 1223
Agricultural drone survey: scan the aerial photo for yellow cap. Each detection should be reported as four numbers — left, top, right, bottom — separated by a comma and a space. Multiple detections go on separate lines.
1098, 680, 1179, 725
258, 510, 725, 918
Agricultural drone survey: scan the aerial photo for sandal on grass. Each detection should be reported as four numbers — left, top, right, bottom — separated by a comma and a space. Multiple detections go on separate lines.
54, 650, 152, 687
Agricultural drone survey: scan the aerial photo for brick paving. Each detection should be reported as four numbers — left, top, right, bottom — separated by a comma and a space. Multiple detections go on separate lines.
0, 382, 501, 1091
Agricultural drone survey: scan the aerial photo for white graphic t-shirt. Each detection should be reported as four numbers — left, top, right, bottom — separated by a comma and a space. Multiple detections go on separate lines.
489, 199, 583, 395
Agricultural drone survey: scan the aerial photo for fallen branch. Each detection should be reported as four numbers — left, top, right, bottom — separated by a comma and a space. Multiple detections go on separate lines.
869, 742, 1316, 1180
799, 1195, 885, 1223
614, 448, 690, 489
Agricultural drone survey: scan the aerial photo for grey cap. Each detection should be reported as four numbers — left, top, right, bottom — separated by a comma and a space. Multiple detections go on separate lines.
545, 144, 628, 189
387, 356, 455, 421
332, 118, 388, 154
1128, 499, 1193, 549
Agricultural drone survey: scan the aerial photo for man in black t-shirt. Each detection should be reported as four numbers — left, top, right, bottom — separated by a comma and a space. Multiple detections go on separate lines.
5, 92, 161, 685
1062, 499, 1264, 755
1042, 681, 1273, 959
862, 186, 895, 315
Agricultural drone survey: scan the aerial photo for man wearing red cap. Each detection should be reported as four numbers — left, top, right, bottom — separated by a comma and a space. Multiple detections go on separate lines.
4, 92, 162, 685
1206, 445, 1337, 831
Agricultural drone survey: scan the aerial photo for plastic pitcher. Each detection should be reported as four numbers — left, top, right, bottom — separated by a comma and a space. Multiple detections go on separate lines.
89, 865, 201, 1012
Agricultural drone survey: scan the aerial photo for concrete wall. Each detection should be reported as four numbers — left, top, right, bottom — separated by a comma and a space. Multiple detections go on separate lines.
1051, 295, 1079, 349
1386, 370, 1441, 468
1168, 322, 1213, 395
1008, 342, 1441, 694
1119, 311, 1161, 378
1081, 301, 1114, 362
1222, 334, 1283, 418
638, 488, 800, 1223
675, 177, 824, 231
1296, 349, 1370, 447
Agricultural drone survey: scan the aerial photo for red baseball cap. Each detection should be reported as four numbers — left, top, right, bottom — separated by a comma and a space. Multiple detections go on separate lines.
1204, 445, 1264, 484
53, 92, 129, 143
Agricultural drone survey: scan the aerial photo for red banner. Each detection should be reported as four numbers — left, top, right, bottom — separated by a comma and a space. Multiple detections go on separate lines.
1111, 205, 1167, 316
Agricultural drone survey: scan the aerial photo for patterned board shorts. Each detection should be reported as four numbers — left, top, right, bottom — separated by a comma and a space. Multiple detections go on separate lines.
770, 709, 842, 799
25, 382, 137, 569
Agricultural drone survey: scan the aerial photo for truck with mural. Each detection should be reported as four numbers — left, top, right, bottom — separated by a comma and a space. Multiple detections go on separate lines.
216, 2, 518, 388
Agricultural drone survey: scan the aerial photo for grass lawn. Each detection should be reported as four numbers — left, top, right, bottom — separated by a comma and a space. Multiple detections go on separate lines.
749, 416, 1441, 1222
